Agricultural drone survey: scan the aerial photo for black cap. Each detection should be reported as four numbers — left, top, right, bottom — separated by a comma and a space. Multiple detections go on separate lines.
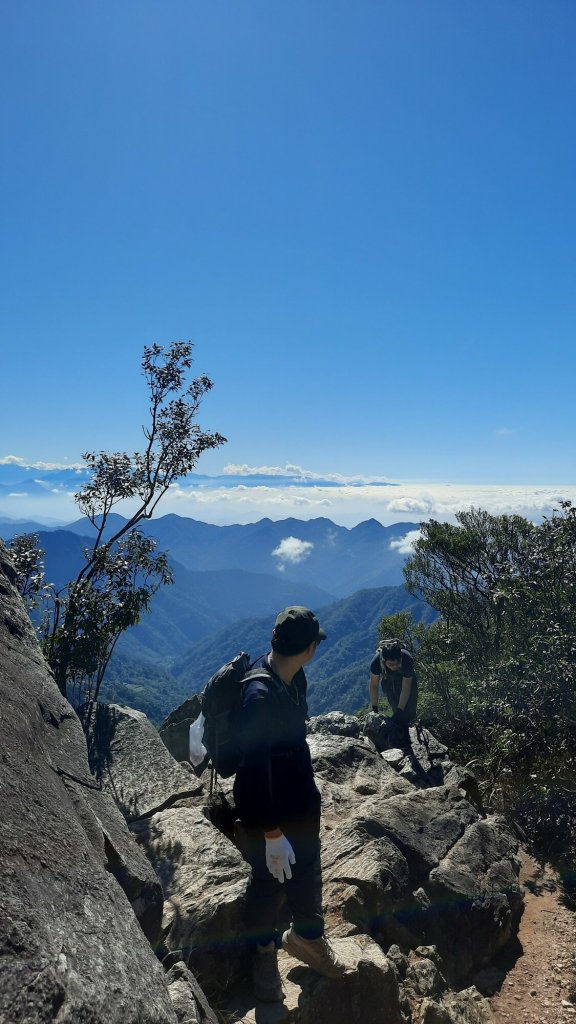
271, 606, 327, 656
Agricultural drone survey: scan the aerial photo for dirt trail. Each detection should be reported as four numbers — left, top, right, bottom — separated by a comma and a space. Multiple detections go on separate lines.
488, 849, 576, 1023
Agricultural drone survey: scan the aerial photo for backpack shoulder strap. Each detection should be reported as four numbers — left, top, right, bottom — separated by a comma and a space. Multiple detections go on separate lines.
241, 668, 272, 697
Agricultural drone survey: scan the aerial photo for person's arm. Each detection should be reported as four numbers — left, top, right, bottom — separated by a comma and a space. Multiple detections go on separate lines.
239, 685, 278, 831
397, 676, 413, 712
369, 672, 380, 711
397, 651, 415, 713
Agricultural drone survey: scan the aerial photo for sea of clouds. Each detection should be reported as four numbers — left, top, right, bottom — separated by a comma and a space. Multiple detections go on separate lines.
1, 455, 575, 531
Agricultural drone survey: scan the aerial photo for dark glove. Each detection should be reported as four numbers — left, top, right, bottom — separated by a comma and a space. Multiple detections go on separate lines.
371, 705, 379, 713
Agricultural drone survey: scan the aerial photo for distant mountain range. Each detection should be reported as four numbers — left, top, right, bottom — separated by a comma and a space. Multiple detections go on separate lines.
3, 511, 417, 593
0, 511, 429, 722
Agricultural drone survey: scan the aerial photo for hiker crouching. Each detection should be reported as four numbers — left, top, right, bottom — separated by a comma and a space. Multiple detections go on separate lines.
233, 605, 347, 1003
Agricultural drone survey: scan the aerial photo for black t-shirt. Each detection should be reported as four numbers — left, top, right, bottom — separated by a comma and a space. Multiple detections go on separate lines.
370, 649, 415, 680
370, 648, 418, 719
232, 653, 320, 830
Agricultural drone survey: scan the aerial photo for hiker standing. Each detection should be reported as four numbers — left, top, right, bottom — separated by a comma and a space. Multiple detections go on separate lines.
368, 638, 418, 749
233, 605, 346, 1003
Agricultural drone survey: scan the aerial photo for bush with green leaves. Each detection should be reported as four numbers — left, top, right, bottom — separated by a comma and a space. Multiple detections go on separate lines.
401, 503, 576, 864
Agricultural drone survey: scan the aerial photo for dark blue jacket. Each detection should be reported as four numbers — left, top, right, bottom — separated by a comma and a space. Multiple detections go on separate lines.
232, 653, 320, 831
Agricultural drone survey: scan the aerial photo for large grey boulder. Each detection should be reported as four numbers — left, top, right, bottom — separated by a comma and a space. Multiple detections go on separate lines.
88, 702, 205, 822
307, 711, 362, 738
423, 816, 522, 981
307, 732, 414, 819
159, 696, 203, 764
0, 543, 178, 1024
131, 805, 250, 994
307, 731, 522, 985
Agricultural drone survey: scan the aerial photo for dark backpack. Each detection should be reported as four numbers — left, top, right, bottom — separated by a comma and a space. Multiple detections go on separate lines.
200, 652, 269, 778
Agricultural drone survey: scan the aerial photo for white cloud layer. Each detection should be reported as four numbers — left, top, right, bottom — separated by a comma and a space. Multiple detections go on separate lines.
3, 455, 576, 530
0, 455, 85, 471
272, 537, 314, 571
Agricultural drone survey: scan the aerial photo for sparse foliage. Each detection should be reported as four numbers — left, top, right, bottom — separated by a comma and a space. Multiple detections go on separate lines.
10, 341, 226, 723
7, 532, 48, 609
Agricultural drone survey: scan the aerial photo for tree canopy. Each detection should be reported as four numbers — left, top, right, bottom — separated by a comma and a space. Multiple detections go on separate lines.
402, 503, 576, 865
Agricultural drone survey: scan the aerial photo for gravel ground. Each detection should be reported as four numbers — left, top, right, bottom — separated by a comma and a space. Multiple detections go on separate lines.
488, 849, 576, 1023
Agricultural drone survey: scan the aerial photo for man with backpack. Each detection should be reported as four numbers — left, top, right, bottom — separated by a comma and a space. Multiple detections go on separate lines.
368, 637, 418, 749
233, 606, 346, 1002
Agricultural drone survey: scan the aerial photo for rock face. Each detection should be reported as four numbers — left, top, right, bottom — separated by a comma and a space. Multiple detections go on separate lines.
308, 718, 522, 986
88, 702, 204, 821
132, 807, 250, 994
0, 543, 178, 1024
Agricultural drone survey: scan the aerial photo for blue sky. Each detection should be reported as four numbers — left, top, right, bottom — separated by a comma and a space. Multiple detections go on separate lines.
2, 2, 576, 528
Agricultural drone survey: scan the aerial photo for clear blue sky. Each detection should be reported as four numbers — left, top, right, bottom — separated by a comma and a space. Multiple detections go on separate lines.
2, 1, 576, 527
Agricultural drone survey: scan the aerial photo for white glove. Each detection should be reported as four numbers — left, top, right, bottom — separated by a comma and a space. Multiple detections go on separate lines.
265, 833, 296, 883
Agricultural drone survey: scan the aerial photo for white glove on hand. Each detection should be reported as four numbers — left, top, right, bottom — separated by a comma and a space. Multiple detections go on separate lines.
265, 833, 296, 883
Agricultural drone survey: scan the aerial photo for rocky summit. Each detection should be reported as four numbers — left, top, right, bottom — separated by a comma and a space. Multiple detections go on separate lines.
1, 539, 522, 1024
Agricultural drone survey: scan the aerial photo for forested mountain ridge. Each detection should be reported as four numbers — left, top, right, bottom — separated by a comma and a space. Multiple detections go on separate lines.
29, 527, 336, 659
169, 584, 435, 717
30, 512, 418, 594
100, 584, 434, 724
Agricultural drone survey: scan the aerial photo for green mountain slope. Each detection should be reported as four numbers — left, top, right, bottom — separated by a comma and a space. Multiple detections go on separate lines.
171, 585, 435, 717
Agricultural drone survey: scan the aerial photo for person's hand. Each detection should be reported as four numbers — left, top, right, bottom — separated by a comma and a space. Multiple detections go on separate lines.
265, 833, 296, 883
392, 708, 407, 723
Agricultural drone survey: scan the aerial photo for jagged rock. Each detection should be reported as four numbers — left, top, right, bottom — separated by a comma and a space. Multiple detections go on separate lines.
363, 715, 458, 789
382, 747, 407, 769
349, 787, 479, 880
423, 816, 522, 981
307, 711, 362, 738
421, 985, 496, 1022
166, 960, 219, 1023
322, 820, 411, 933
159, 696, 203, 764
404, 952, 447, 998
61, 769, 164, 944
308, 732, 413, 820
0, 542, 179, 1024
88, 702, 205, 822
386, 944, 409, 979
421, 1001, 454, 1024
442, 986, 496, 1022
362, 710, 392, 749
306, 731, 522, 984
131, 805, 250, 994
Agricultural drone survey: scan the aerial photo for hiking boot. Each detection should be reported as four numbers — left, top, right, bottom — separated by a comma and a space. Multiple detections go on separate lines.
282, 926, 347, 978
252, 942, 284, 1002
